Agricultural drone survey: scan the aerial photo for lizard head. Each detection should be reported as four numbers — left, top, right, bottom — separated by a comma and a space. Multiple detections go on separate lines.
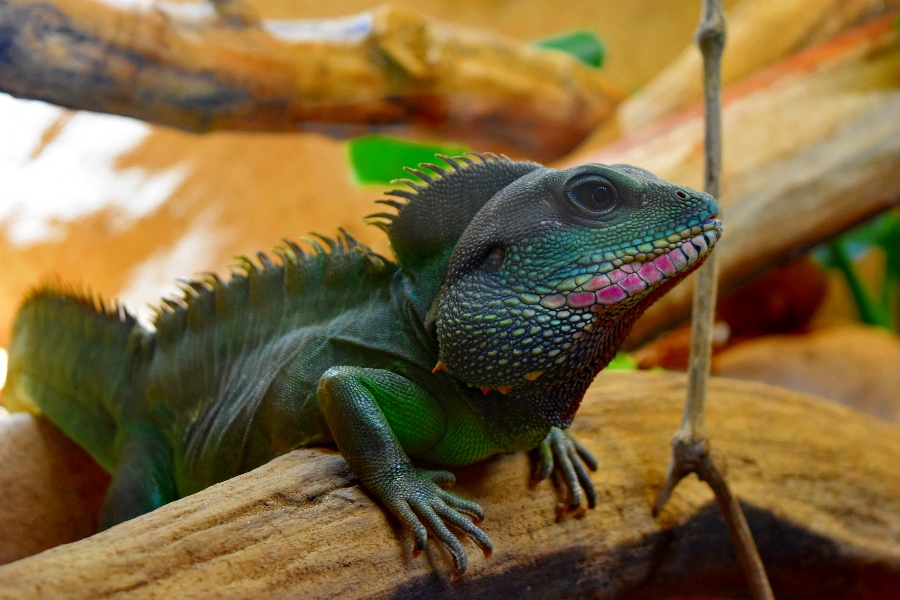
433, 162, 721, 400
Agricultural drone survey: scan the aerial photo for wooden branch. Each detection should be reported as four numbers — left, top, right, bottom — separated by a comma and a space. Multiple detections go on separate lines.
1, 372, 898, 598
567, 15, 900, 348
616, 0, 900, 135
680, 0, 727, 447
656, 1, 773, 596
0, 0, 621, 161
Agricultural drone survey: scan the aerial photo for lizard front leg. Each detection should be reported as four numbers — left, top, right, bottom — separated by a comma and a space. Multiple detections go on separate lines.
534, 427, 598, 513
317, 366, 492, 576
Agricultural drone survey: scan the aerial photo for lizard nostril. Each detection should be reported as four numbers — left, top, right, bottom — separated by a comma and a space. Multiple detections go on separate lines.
675, 190, 689, 199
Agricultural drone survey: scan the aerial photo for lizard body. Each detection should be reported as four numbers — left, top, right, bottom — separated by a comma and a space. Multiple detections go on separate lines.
4, 154, 720, 574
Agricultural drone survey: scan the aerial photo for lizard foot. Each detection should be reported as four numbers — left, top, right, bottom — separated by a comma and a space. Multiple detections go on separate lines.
533, 427, 598, 515
379, 466, 492, 576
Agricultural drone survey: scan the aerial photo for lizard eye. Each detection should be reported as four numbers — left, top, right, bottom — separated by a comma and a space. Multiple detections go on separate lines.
566, 175, 618, 215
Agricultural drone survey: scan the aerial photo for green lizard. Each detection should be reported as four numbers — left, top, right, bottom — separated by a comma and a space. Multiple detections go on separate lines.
4, 153, 720, 576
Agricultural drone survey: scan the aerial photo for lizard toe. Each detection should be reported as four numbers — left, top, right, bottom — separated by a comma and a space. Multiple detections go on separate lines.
410, 499, 469, 576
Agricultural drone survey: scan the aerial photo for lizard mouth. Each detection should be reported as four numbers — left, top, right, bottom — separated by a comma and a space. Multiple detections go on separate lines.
531, 217, 722, 311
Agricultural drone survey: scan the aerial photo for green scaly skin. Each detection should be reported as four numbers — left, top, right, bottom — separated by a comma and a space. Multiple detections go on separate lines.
5, 153, 721, 576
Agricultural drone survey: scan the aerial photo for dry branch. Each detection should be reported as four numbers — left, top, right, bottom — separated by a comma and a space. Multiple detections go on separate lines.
615, 0, 900, 135
566, 15, 900, 348
0, 0, 620, 161
0, 372, 898, 599
654, 1, 774, 598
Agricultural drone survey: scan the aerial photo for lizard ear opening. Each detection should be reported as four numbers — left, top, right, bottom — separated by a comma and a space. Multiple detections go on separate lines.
480, 246, 506, 273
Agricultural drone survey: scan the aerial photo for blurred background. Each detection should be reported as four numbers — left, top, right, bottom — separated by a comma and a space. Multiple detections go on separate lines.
0, 0, 721, 328
1, 0, 899, 426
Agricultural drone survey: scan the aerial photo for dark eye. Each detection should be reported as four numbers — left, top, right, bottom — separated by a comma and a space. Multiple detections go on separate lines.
567, 176, 618, 215
482, 246, 505, 272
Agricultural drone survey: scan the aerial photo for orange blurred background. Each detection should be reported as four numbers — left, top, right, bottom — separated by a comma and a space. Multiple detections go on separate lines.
0, 0, 740, 344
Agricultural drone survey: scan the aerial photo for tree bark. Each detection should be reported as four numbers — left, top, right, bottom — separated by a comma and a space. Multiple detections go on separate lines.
0, 371, 897, 599
0, 0, 620, 161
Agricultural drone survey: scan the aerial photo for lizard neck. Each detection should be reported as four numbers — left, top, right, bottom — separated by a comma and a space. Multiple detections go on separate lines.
531, 310, 638, 428
526, 261, 703, 428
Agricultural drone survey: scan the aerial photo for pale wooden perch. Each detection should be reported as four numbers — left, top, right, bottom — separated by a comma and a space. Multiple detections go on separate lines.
566, 15, 900, 348
0, 0, 620, 161
0, 372, 898, 599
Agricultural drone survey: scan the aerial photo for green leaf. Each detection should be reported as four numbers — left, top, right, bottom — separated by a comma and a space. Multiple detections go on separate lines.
533, 30, 605, 68
347, 135, 468, 186
606, 352, 637, 371
830, 238, 892, 329
816, 213, 900, 267
815, 211, 900, 330
871, 213, 900, 318
873, 213, 900, 283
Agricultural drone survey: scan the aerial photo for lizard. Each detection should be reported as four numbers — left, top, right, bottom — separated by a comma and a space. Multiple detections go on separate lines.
3, 153, 721, 576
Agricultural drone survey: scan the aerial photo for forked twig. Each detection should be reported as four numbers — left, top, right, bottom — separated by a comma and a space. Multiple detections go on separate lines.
652, 2, 775, 598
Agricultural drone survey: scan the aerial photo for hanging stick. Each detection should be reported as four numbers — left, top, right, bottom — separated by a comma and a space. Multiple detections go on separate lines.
652, 2, 775, 599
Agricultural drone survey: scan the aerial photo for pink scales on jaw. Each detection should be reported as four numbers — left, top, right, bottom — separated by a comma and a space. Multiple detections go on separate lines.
619, 273, 647, 295
638, 262, 663, 285
584, 275, 610, 291
683, 242, 699, 260
536, 240, 700, 313
595, 285, 626, 304
653, 254, 677, 276
566, 292, 596, 308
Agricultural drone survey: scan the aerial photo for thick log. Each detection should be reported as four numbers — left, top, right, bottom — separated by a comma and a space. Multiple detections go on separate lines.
0, 0, 620, 161
0, 371, 897, 599
0, 411, 109, 565
712, 324, 900, 424
565, 15, 900, 348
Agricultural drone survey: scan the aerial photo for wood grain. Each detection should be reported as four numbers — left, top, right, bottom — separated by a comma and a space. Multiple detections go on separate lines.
1, 371, 897, 599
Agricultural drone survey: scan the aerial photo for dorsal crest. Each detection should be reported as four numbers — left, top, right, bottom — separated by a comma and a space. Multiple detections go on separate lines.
151, 230, 393, 351
368, 153, 541, 269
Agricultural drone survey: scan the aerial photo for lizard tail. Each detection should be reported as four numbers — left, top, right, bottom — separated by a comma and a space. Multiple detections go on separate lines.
4, 283, 150, 473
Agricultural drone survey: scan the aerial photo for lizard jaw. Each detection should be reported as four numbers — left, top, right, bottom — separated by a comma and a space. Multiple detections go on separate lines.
530, 218, 722, 312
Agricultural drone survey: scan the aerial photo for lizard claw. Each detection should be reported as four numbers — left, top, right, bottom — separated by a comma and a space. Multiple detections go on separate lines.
378, 466, 492, 577
534, 427, 598, 512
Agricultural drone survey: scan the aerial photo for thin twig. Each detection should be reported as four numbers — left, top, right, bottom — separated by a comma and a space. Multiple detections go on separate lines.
652, 2, 775, 599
